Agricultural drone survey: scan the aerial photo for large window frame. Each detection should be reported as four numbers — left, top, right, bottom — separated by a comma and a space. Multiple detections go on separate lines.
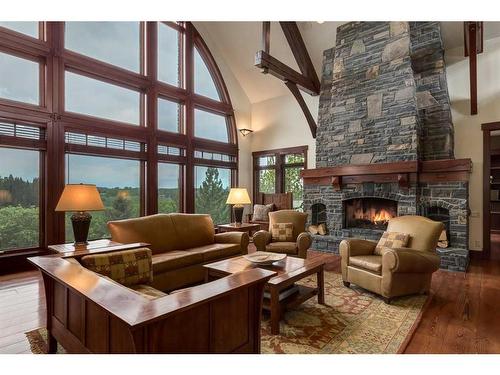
253, 146, 308, 209
0, 22, 237, 257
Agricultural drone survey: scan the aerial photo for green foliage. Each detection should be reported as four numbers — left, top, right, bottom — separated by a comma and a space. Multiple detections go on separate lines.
259, 169, 275, 194
285, 167, 304, 210
0, 205, 38, 250
0, 175, 38, 207
195, 167, 229, 224
158, 188, 179, 214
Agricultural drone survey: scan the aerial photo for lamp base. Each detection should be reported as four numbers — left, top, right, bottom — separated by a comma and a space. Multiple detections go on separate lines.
71, 211, 92, 245
233, 205, 244, 225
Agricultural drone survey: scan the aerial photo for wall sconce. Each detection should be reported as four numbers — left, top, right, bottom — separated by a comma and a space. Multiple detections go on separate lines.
238, 128, 253, 137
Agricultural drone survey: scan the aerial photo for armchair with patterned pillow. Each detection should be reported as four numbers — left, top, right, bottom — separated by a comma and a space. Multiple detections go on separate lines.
340, 215, 444, 303
253, 210, 312, 259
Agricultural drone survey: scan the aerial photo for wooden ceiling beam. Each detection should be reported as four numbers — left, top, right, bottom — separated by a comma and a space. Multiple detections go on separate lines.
279, 22, 320, 92
464, 21, 483, 115
255, 50, 320, 95
285, 81, 317, 138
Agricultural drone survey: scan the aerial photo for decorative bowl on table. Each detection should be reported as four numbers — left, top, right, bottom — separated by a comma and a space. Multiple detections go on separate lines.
243, 251, 287, 265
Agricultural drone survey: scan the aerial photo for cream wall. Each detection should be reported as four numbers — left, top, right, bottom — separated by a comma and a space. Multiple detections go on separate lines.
446, 35, 500, 251
250, 94, 318, 168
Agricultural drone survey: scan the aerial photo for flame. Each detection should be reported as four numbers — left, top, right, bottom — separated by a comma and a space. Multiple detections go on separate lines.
352, 207, 394, 224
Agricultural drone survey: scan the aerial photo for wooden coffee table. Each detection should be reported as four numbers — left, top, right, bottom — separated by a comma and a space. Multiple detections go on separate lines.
204, 255, 326, 334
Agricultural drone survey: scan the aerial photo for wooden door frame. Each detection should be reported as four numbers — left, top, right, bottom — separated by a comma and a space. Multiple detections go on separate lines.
481, 121, 500, 259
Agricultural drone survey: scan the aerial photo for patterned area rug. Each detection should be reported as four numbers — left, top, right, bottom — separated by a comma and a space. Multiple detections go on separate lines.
26, 271, 428, 354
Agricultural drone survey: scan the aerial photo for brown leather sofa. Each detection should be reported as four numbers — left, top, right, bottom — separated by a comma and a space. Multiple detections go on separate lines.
253, 210, 312, 259
107, 213, 249, 292
340, 215, 444, 303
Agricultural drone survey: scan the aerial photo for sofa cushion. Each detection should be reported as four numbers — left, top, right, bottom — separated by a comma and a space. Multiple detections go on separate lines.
374, 231, 410, 256
107, 214, 179, 254
130, 284, 167, 300
81, 248, 153, 287
152, 250, 204, 274
188, 243, 241, 262
266, 242, 297, 255
169, 214, 215, 250
271, 222, 294, 242
349, 255, 383, 274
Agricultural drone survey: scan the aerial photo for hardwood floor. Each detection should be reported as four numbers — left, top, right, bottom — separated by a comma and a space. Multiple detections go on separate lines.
0, 251, 499, 354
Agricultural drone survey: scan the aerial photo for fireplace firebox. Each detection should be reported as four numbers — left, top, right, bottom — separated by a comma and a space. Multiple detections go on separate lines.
344, 198, 398, 231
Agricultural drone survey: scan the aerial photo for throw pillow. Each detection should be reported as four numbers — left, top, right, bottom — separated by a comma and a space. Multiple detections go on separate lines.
81, 247, 153, 287
375, 231, 410, 256
271, 222, 294, 242
252, 203, 274, 222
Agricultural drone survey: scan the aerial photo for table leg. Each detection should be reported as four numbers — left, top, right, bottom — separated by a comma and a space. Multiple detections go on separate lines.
270, 287, 281, 335
47, 331, 57, 354
317, 267, 325, 305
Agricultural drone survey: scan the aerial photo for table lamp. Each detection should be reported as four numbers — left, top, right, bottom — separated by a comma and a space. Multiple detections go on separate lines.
226, 188, 251, 225
55, 183, 105, 245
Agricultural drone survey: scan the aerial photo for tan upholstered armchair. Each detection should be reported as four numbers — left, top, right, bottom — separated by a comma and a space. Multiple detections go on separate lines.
253, 210, 312, 259
340, 215, 444, 303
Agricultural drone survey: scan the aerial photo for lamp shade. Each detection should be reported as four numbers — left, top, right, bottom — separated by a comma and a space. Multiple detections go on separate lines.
226, 188, 251, 205
55, 184, 105, 212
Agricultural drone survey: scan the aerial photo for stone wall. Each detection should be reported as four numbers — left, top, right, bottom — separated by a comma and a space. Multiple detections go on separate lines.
316, 22, 420, 167
410, 22, 455, 160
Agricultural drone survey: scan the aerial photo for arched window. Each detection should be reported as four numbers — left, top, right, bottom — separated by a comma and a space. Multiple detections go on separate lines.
0, 21, 238, 252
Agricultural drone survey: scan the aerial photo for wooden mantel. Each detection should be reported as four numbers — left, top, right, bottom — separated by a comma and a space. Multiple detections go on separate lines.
300, 159, 472, 189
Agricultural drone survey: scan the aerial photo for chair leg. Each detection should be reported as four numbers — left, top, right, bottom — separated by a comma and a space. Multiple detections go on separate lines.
343, 281, 350, 288
383, 296, 392, 304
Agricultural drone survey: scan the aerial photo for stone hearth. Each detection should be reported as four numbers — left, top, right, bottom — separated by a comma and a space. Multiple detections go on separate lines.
303, 21, 470, 272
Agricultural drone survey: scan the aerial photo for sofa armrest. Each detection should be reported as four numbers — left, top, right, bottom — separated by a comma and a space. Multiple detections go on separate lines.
339, 239, 377, 260
296, 232, 312, 258
253, 230, 271, 252
382, 248, 440, 274
214, 232, 250, 254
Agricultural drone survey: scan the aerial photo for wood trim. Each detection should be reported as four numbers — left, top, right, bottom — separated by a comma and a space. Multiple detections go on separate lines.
483, 127, 491, 259
279, 22, 320, 92
255, 50, 319, 96
302, 159, 473, 186
466, 22, 479, 115
262, 22, 270, 55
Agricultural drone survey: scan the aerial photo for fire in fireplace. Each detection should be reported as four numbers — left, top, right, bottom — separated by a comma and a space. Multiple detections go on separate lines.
344, 198, 398, 230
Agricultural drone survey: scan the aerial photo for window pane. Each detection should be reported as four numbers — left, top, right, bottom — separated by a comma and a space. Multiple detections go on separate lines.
285, 167, 304, 211
0, 148, 39, 251
194, 47, 220, 100
65, 22, 140, 72
285, 153, 305, 164
258, 155, 275, 167
0, 51, 39, 105
195, 166, 230, 225
65, 71, 140, 124
158, 23, 181, 86
0, 22, 38, 38
259, 169, 275, 194
158, 163, 180, 213
158, 97, 182, 133
65, 154, 140, 241
194, 109, 228, 142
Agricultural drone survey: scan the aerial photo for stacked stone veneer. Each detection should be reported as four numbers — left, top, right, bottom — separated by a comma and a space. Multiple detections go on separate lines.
306, 21, 469, 271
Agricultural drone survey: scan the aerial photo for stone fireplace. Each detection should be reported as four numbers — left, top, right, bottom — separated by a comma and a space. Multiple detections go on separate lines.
302, 21, 471, 271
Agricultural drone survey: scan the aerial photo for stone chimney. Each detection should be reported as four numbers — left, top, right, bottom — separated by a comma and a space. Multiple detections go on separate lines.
316, 21, 454, 167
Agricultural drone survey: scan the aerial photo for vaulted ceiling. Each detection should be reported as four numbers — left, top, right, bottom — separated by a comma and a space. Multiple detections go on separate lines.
195, 21, 500, 104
